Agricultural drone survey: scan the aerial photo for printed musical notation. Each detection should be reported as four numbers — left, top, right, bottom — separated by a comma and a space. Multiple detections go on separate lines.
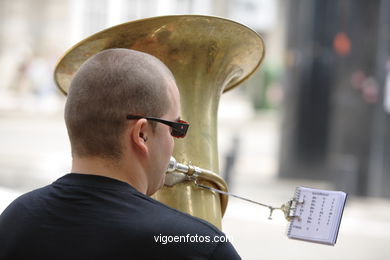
287, 187, 347, 245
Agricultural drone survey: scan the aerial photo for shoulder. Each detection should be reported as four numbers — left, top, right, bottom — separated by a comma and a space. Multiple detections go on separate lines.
128, 193, 241, 258
0, 185, 52, 219
132, 191, 223, 235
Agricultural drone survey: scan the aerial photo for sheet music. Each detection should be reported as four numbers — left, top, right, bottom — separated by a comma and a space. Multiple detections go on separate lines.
287, 187, 347, 245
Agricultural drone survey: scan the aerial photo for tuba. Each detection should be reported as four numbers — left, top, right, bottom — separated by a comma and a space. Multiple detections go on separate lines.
54, 15, 265, 229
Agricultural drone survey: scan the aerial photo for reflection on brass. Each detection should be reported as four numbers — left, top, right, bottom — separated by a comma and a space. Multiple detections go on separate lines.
54, 15, 265, 229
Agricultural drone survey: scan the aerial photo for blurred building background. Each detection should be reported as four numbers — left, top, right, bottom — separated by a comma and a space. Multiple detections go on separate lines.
0, 0, 389, 259
279, 0, 390, 199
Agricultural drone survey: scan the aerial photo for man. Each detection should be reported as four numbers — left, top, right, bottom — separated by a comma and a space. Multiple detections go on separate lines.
0, 49, 240, 259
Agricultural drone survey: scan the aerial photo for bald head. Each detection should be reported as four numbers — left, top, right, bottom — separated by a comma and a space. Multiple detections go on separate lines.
65, 48, 175, 159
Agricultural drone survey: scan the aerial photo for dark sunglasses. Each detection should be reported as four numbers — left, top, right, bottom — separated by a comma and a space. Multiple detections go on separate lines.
126, 115, 189, 138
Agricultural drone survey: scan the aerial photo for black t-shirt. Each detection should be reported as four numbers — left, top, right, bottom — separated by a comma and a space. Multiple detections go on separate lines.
0, 173, 240, 260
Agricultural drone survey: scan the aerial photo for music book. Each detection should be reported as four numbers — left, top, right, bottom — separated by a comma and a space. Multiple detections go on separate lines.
287, 186, 347, 245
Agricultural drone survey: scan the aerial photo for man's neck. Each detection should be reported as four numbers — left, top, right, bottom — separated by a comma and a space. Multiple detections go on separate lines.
71, 156, 148, 194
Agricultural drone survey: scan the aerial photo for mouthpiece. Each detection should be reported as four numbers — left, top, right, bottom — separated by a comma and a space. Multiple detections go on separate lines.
167, 157, 177, 172
167, 157, 193, 175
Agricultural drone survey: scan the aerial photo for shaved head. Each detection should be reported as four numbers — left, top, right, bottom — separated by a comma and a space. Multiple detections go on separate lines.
65, 48, 174, 159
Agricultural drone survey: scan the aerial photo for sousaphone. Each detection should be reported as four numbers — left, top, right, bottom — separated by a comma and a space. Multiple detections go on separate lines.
54, 15, 265, 228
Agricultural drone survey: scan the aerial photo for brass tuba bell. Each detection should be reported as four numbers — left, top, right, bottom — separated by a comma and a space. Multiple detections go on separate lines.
54, 15, 265, 229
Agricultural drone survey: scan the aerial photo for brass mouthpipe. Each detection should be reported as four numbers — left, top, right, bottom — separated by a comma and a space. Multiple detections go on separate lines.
166, 157, 228, 216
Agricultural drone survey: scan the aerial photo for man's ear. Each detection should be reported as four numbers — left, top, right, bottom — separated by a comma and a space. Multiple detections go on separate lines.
131, 119, 149, 155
